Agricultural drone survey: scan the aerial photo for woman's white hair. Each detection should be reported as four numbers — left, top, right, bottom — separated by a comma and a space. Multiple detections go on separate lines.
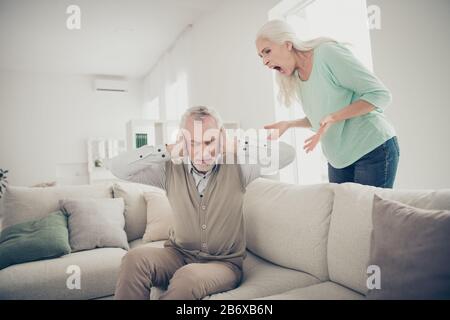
256, 19, 337, 107
180, 106, 223, 129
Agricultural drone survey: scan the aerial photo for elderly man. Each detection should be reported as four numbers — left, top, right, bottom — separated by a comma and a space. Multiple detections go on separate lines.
109, 106, 295, 300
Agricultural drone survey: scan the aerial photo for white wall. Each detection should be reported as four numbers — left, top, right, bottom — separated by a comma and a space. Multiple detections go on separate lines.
367, 0, 450, 189
144, 0, 279, 130
0, 70, 143, 186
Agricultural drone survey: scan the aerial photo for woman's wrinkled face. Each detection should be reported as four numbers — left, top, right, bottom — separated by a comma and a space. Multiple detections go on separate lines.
256, 38, 296, 76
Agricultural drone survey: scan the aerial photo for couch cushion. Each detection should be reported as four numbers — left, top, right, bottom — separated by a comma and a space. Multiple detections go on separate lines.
243, 178, 334, 280
0, 247, 126, 299
205, 251, 321, 300
112, 182, 165, 241
142, 191, 172, 242
60, 198, 129, 252
2, 184, 113, 230
256, 281, 365, 300
328, 183, 450, 295
0, 211, 71, 270
367, 195, 450, 299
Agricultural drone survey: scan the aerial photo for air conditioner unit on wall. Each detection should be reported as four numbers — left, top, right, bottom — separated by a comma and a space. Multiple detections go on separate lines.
94, 78, 129, 92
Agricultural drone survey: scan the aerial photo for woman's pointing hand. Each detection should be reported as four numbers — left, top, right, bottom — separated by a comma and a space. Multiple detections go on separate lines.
264, 121, 291, 140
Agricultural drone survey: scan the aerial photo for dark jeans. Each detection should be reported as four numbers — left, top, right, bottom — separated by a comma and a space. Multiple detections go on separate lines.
328, 136, 400, 188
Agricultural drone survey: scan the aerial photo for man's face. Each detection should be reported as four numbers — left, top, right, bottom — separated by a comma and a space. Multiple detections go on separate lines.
183, 115, 221, 173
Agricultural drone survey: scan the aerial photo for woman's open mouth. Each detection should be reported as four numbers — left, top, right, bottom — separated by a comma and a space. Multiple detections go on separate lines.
272, 65, 284, 74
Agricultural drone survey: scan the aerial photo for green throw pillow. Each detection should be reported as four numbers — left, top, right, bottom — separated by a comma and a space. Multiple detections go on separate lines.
0, 211, 71, 270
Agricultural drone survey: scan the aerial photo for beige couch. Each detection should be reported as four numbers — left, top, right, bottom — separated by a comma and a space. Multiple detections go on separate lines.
0, 178, 449, 300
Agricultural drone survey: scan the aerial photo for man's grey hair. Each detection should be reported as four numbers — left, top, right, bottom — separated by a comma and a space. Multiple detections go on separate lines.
180, 106, 223, 129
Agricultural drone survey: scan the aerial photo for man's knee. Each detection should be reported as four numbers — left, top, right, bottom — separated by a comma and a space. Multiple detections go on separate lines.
120, 246, 167, 277
161, 263, 239, 300
161, 264, 205, 299
120, 247, 147, 270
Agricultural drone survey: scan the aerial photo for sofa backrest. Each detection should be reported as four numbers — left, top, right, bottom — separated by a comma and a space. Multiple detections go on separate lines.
1, 184, 114, 230
243, 178, 335, 281
328, 183, 450, 295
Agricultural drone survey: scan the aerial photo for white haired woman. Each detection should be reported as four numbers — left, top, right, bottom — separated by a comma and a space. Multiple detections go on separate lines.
256, 20, 400, 188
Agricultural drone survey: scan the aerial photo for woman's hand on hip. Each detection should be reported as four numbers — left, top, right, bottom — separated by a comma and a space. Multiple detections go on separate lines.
264, 121, 291, 140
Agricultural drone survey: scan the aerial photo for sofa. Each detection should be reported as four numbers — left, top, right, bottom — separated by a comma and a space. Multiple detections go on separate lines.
0, 178, 449, 300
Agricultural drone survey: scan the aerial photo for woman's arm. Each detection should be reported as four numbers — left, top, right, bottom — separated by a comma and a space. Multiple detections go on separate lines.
325, 100, 376, 124
322, 43, 393, 113
288, 117, 312, 129
264, 117, 312, 140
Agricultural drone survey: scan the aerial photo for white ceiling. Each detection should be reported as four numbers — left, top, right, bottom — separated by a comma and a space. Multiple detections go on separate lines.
0, 0, 222, 78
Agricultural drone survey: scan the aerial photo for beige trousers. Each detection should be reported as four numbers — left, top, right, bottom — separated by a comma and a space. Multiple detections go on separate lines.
114, 245, 242, 300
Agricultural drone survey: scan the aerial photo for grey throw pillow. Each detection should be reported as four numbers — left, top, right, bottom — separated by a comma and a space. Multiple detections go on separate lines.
59, 198, 129, 252
367, 194, 450, 300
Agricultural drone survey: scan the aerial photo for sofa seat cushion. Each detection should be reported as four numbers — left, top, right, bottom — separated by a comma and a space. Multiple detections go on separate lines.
205, 251, 321, 300
256, 282, 365, 300
0, 247, 126, 299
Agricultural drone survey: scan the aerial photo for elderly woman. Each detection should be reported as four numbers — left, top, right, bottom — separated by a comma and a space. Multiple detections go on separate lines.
256, 20, 400, 188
